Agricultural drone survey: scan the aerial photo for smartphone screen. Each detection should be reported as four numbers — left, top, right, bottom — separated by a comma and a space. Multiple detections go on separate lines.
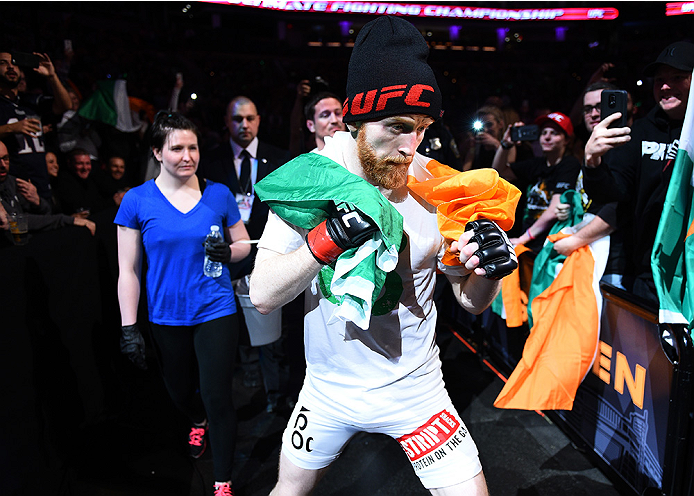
600, 90, 628, 129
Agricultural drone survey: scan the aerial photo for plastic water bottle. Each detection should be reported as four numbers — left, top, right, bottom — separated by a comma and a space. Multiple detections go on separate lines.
204, 225, 224, 278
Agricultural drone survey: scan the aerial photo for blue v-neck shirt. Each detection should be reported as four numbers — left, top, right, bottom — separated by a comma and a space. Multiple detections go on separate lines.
115, 179, 241, 325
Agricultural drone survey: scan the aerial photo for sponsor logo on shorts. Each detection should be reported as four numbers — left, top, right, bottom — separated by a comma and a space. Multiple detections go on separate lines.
290, 406, 314, 452
397, 410, 469, 470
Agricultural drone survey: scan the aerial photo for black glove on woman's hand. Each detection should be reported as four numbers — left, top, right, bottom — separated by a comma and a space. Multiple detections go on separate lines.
120, 324, 147, 370
465, 218, 518, 280
204, 236, 232, 263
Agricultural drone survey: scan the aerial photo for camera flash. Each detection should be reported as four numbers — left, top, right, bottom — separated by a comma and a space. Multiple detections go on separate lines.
472, 120, 483, 132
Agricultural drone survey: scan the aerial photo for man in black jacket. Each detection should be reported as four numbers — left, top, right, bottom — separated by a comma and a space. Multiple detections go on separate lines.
199, 95, 291, 411
583, 41, 694, 305
0, 51, 72, 200
201, 96, 289, 277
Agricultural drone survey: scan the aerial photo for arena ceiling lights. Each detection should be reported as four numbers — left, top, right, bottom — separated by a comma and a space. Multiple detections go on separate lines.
203, 1, 620, 21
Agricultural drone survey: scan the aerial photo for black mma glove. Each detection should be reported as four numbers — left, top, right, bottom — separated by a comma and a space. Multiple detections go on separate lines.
204, 235, 232, 263
306, 202, 378, 265
465, 218, 518, 280
120, 324, 147, 370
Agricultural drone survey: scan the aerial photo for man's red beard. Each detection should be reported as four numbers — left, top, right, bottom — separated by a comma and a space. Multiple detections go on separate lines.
357, 128, 412, 190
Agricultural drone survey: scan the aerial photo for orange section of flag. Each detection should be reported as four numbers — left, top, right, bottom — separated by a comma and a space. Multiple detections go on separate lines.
407, 160, 521, 267
687, 219, 694, 240
501, 244, 532, 327
128, 97, 156, 123
494, 232, 599, 410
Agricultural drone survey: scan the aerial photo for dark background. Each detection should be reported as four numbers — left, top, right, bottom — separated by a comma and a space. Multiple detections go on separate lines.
2, 1, 693, 152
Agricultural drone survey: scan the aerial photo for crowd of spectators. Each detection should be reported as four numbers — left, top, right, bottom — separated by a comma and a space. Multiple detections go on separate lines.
2, 31, 691, 387
2, 4, 693, 493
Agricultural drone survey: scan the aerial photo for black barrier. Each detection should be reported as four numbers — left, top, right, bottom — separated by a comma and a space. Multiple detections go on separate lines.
471, 281, 694, 496
0, 209, 130, 493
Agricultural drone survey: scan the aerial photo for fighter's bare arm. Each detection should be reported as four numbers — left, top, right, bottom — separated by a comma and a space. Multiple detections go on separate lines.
250, 244, 322, 315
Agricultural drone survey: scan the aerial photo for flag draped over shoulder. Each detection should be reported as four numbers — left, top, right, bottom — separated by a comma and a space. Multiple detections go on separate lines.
78, 79, 140, 133
255, 154, 520, 330
652, 69, 694, 330
254, 153, 403, 331
494, 189, 610, 411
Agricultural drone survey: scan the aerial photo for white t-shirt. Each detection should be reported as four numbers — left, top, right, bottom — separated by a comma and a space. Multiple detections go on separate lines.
258, 132, 463, 419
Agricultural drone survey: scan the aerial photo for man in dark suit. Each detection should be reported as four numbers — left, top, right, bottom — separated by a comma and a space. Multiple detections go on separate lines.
200, 95, 291, 412
201, 96, 289, 279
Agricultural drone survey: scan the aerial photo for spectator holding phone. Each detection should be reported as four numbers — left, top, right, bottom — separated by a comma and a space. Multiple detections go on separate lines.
582, 41, 694, 304
550, 83, 631, 284
493, 112, 580, 253
463, 105, 511, 171
0, 50, 72, 201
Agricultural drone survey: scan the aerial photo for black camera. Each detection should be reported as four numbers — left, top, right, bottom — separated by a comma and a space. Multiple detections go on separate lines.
510, 124, 539, 142
12, 51, 41, 69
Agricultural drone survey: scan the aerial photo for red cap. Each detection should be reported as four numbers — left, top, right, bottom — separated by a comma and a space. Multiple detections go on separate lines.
534, 112, 573, 137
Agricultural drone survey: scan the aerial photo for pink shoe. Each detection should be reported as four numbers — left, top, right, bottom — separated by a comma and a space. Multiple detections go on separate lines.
214, 481, 233, 496
187, 423, 207, 459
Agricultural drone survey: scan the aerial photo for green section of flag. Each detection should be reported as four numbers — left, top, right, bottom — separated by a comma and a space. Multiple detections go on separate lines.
490, 290, 504, 318
254, 153, 402, 251
254, 152, 403, 327
652, 95, 694, 329
78, 80, 117, 126
527, 189, 583, 329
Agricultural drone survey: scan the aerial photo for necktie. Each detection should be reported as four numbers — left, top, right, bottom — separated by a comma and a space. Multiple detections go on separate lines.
239, 149, 251, 195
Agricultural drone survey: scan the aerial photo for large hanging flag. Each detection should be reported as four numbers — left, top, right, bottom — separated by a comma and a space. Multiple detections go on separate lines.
490, 189, 583, 329
494, 228, 610, 410
652, 69, 694, 330
526, 190, 584, 328
78, 79, 141, 133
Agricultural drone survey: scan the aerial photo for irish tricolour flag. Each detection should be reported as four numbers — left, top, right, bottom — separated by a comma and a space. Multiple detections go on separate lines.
78, 79, 140, 133
651, 69, 694, 331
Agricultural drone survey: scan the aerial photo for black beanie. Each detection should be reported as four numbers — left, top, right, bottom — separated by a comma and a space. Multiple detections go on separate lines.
343, 16, 442, 124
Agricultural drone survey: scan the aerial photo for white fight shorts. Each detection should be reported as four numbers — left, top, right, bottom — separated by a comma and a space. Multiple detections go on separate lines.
280, 374, 483, 489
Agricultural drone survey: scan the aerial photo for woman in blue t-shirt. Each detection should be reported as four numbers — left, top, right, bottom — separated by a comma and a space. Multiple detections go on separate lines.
115, 112, 250, 496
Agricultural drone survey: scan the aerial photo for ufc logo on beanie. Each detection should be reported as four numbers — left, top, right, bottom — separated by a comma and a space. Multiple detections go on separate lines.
342, 16, 443, 123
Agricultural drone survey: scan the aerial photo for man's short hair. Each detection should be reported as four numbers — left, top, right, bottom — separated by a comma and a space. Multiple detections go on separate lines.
304, 91, 342, 122
68, 148, 90, 164
583, 81, 618, 99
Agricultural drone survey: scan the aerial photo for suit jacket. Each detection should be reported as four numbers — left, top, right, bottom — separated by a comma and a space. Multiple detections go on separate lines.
200, 140, 290, 279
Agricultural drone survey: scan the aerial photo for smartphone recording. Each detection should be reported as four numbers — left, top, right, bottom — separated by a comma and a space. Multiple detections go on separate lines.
12, 52, 41, 69
510, 124, 539, 142
600, 90, 628, 129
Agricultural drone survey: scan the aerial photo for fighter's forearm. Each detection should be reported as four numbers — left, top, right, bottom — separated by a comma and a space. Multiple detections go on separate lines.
447, 272, 501, 315
249, 244, 322, 314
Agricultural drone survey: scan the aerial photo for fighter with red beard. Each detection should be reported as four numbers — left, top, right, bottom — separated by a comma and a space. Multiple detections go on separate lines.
250, 16, 518, 496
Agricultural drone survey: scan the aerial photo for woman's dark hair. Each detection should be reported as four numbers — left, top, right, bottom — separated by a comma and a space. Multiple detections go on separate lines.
150, 111, 199, 151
